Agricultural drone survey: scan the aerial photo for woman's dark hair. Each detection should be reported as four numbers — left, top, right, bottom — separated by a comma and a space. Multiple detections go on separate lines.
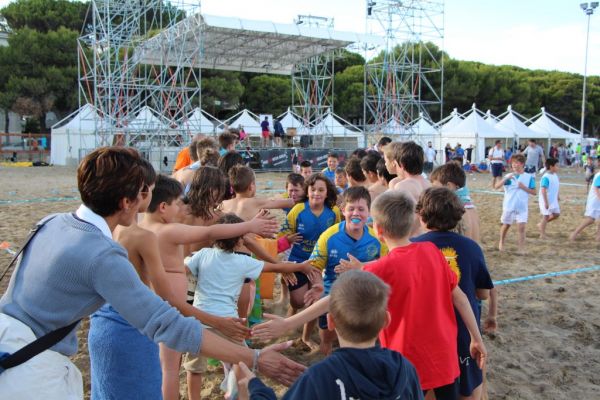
214, 213, 245, 252
302, 173, 338, 209
186, 166, 227, 219
77, 147, 145, 217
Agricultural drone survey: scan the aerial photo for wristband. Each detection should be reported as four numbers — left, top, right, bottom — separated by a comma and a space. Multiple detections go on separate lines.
252, 349, 261, 373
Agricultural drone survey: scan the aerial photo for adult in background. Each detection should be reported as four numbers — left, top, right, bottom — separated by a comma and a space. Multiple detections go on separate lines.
558, 143, 567, 167
445, 143, 453, 163
454, 143, 465, 165
273, 118, 285, 147
0, 147, 304, 399
488, 140, 505, 188
261, 116, 271, 148
466, 144, 475, 164
522, 139, 545, 173
424, 141, 436, 174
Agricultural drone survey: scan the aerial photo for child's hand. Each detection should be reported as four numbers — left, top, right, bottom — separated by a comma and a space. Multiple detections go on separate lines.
304, 284, 324, 306
233, 362, 255, 400
252, 314, 289, 341
483, 316, 498, 334
285, 232, 303, 244
470, 338, 487, 370
216, 317, 251, 342
306, 267, 322, 284
334, 254, 363, 274
250, 210, 279, 237
281, 272, 297, 286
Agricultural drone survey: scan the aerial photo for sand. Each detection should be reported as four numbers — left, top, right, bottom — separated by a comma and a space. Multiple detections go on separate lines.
1, 164, 599, 399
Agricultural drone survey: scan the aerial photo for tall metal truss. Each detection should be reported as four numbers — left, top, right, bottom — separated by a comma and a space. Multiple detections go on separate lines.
78, 0, 202, 148
363, 0, 444, 136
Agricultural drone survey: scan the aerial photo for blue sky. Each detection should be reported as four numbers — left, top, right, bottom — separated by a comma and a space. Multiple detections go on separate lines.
1, 0, 598, 75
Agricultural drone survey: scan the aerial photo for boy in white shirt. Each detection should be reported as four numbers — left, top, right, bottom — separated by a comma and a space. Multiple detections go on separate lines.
570, 161, 600, 242
538, 158, 560, 239
494, 153, 536, 253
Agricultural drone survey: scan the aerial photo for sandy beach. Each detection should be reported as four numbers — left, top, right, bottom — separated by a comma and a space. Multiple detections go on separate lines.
1, 164, 599, 399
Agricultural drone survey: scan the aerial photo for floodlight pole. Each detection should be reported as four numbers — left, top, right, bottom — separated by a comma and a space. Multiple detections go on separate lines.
580, 2, 597, 138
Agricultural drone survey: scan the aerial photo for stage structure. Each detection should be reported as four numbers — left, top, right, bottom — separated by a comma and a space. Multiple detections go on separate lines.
78, 0, 202, 153
363, 0, 445, 139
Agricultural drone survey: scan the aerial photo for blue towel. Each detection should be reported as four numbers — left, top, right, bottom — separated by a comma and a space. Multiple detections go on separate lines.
89, 304, 162, 400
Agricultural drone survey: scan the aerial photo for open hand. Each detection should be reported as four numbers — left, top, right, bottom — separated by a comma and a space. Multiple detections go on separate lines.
285, 232, 303, 244
216, 317, 251, 342
304, 284, 324, 306
334, 254, 363, 274
251, 313, 289, 341
250, 209, 279, 238
257, 341, 306, 386
281, 272, 297, 286
483, 316, 497, 334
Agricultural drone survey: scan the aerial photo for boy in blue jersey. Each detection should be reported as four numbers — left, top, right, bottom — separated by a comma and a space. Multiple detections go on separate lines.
234, 271, 423, 400
412, 187, 494, 400
494, 153, 536, 253
334, 167, 348, 193
537, 158, 560, 239
307, 187, 387, 355
322, 153, 339, 183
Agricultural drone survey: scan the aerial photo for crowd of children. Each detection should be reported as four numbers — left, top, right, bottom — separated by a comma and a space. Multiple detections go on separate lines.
6, 128, 598, 400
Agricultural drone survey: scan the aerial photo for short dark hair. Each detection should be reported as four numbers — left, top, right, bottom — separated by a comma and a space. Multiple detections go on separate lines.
300, 160, 312, 168
416, 187, 464, 231
188, 141, 198, 162
528, 139, 536, 143
495, 140, 502, 145
343, 186, 371, 209
390, 141, 424, 175
371, 191, 414, 239
335, 167, 346, 175
304, 173, 338, 209
286, 173, 304, 187
218, 151, 244, 175
376, 158, 395, 184
187, 166, 227, 219
329, 270, 389, 343
377, 136, 392, 147
511, 153, 526, 164
429, 162, 466, 188
77, 147, 145, 217
214, 213, 245, 252
359, 152, 382, 174
219, 132, 237, 150
351, 148, 368, 159
345, 157, 366, 182
229, 164, 255, 193
148, 174, 183, 212
139, 157, 157, 189
545, 157, 559, 169
328, 152, 339, 160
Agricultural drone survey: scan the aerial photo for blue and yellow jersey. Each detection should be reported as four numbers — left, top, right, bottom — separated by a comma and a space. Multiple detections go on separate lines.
309, 221, 387, 294
322, 167, 336, 183
281, 201, 342, 262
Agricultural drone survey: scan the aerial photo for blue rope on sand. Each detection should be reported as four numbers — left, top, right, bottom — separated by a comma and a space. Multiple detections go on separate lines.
0, 196, 79, 205
493, 265, 600, 286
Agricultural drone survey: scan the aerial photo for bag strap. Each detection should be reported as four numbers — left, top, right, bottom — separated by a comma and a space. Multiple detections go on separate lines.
0, 319, 80, 372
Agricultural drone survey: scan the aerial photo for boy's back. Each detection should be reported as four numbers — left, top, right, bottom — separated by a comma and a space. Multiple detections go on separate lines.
260, 346, 421, 399
364, 241, 459, 390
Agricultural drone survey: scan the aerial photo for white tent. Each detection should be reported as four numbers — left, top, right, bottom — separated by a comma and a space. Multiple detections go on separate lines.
312, 109, 361, 137
437, 108, 463, 133
484, 110, 499, 126
126, 106, 167, 131
406, 112, 440, 148
224, 109, 262, 136
277, 108, 311, 135
441, 105, 513, 162
528, 107, 581, 143
50, 104, 109, 166
382, 118, 407, 136
495, 105, 545, 141
179, 108, 220, 135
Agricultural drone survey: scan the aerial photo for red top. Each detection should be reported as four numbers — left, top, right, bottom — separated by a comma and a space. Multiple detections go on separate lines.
173, 147, 191, 172
364, 242, 459, 390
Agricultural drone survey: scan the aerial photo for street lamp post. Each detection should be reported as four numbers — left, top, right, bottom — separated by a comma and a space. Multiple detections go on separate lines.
580, 2, 598, 138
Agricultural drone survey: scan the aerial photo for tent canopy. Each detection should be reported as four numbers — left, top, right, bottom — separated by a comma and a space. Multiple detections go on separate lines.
179, 108, 220, 134
408, 113, 438, 136
126, 106, 168, 131
225, 109, 262, 135
495, 106, 545, 139
135, 14, 383, 75
438, 109, 463, 133
277, 108, 311, 135
312, 110, 360, 136
528, 108, 581, 142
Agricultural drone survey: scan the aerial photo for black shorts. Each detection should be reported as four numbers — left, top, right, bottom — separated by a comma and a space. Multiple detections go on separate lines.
524, 165, 537, 173
491, 163, 503, 177
423, 378, 459, 400
287, 271, 310, 291
318, 313, 329, 329
424, 161, 434, 173
274, 131, 283, 138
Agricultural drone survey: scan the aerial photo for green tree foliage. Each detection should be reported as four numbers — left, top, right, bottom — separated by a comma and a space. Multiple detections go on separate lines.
1, 0, 88, 33
200, 71, 244, 118
240, 74, 292, 116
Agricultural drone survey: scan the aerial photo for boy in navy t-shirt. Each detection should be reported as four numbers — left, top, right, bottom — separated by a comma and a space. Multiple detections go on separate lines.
412, 187, 494, 399
233, 270, 423, 400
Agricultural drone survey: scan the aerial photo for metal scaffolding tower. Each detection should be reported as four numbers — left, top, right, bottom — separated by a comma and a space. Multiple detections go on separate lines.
78, 0, 202, 150
363, 0, 444, 137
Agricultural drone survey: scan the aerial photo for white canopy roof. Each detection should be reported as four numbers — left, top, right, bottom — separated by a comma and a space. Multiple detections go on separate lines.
225, 109, 262, 135
528, 108, 581, 141
277, 108, 311, 135
135, 14, 384, 75
126, 106, 167, 131
52, 103, 103, 133
484, 110, 498, 126
438, 109, 463, 133
495, 106, 546, 139
382, 118, 407, 135
179, 108, 220, 134
407, 113, 438, 136
312, 110, 361, 136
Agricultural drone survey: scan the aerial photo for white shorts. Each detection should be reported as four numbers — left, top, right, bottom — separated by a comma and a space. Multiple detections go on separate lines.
501, 209, 528, 225
584, 208, 600, 220
539, 205, 560, 216
0, 314, 83, 400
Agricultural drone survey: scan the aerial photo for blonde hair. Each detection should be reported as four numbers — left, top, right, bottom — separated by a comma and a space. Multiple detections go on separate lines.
371, 190, 414, 239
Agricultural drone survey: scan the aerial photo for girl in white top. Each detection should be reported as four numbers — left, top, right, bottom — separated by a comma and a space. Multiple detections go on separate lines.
537, 158, 560, 239
570, 162, 600, 242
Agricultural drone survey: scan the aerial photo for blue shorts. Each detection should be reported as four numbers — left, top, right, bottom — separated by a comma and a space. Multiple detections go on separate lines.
287, 271, 310, 291
491, 163, 503, 177
458, 348, 483, 396
318, 313, 329, 330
